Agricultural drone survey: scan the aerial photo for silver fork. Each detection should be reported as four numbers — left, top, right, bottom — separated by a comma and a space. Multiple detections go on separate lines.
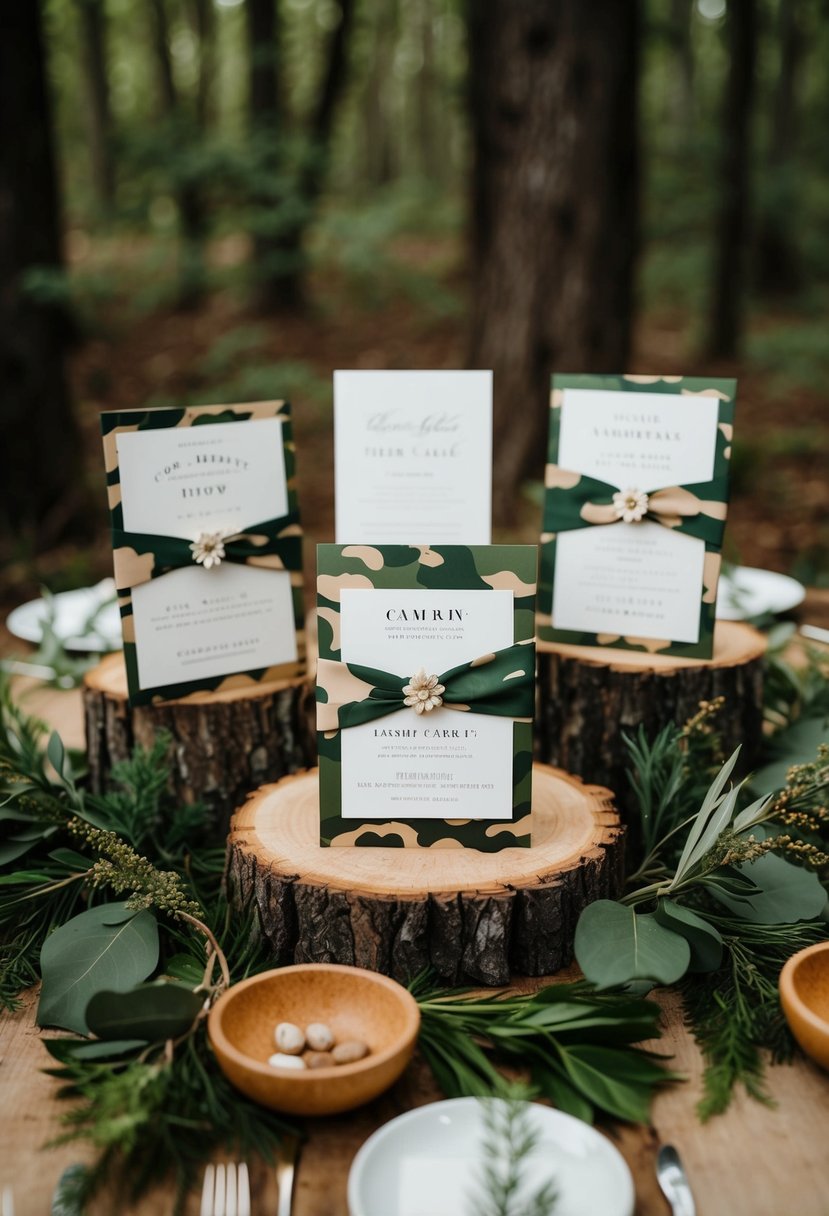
1, 1186, 13, 1216
200, 1163, 251, 1216
276, 1136, 300, 1216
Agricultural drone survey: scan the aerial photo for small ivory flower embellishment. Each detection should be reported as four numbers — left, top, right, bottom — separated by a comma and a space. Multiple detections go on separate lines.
190, 531, 227, 569
403, 668, 445, 714
612, 488, 649, 523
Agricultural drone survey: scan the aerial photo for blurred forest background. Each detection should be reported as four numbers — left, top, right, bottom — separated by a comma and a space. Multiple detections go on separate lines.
1, 0, 828, 615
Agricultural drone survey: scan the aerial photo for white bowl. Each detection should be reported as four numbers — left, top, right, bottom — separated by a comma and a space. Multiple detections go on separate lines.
348, 1097, 634, 1216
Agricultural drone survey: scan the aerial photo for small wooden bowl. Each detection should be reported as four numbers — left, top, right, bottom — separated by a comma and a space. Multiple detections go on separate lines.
780, 941, 829, 1071
207, 964, 420, 1116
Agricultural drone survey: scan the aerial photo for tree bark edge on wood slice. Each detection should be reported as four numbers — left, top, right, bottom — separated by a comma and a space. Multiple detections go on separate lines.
226, 763, 624, 988
83, 652, 315, 826
536, 620, 766, 813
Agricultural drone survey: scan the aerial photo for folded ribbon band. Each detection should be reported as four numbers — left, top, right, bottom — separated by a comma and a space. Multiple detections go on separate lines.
112, 513, 302, 593
316, 639, 535, 734
543, 465, 727, 549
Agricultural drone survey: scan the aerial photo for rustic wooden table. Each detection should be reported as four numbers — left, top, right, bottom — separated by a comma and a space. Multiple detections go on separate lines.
4, 981, 829, 1215
2, 603, 829, 1215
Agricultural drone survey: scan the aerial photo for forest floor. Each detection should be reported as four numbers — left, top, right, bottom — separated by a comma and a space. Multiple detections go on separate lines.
2, 230, 828, 628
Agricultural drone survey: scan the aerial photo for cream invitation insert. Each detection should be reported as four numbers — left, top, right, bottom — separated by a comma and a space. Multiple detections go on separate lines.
101, 401, 305, 705
334, 370, 492, 544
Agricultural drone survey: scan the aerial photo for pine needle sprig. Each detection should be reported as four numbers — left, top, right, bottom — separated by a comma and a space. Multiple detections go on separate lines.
468, 1088, 559, 1216
46, 1026, 297, 1215
680, 915, 825, 1119
623, 697, 726, 885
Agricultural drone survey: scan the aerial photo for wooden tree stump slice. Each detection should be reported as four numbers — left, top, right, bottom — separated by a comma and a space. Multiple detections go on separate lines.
83, 652, 315, 826
536, 620, 767, 814
226, 763, 623, 988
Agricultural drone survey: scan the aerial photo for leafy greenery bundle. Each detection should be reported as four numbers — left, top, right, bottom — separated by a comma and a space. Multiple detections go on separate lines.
0, 683, 674, 1209
413, 975, 675, 1125
574, 692, 829, 1118
2, 637, 827, 1202
0, 687, 292, 1209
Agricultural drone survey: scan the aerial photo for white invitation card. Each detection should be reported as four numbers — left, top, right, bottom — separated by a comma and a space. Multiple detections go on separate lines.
333, 370, 492, 544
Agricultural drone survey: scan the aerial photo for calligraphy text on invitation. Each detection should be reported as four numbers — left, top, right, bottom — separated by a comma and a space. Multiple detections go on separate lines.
334, 370, 492, 544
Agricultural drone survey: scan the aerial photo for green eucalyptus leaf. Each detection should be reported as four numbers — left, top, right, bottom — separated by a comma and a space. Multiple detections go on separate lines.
671, 781, 745, 888
655, 899, 723, 972
701, 866, 758, 896
49, 848, 93, 871
164, 953, 206, 985
557, 1044, 670, 1123
101, 904, 142, 926
85, 981, 203, 1042
46, 731, 67, 779
0, 836, 43, 866
37, 902, 159, 1034
532, 1065, 596, 1124
0, 807, 41, 823
0, 869, 56, 885
733, 793, 773, 835
574, 900, 691, 988
44, 1037, 147, 1062
751, 717, 829, 794
521, 1002, 659, 1044
670, 749, 740, 885
709, 852, 827, 924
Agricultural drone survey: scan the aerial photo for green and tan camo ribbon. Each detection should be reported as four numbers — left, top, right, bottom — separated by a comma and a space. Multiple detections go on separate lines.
316, 639, 535, 734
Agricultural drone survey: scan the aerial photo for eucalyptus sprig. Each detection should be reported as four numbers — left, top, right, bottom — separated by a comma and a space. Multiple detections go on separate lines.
0, 689, 290, 1209
576, 706, 829, 1117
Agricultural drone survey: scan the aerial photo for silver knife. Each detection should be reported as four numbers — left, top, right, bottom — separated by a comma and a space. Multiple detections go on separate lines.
657, 1144, 696, 1216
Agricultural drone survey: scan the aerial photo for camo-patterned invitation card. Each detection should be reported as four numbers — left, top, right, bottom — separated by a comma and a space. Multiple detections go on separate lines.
334, 370, 493, 545
316, 544, 536, 849
101, 401, 305, 705
539, 375, 736, 659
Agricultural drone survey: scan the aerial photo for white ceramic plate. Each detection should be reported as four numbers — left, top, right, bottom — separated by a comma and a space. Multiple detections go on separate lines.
716, 566, 805, 621
347, 1097, 634, 1216
6, 580, 121, 653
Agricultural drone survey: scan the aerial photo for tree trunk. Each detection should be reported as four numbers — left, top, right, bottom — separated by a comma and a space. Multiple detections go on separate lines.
704, 0, 757, 360
362, 0, 398, 189
755, 0, 802, 295
417, 0, 439, 181
76, 0, 115, 213
246, 0, 290, 309
147, 0, 207, 307
467, 0, 640, 522
666, 0, 695, 132
188, 0, 215, 131
0, 2, 85, 549
248, 0, 356, 311
247, 0, 279, 123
